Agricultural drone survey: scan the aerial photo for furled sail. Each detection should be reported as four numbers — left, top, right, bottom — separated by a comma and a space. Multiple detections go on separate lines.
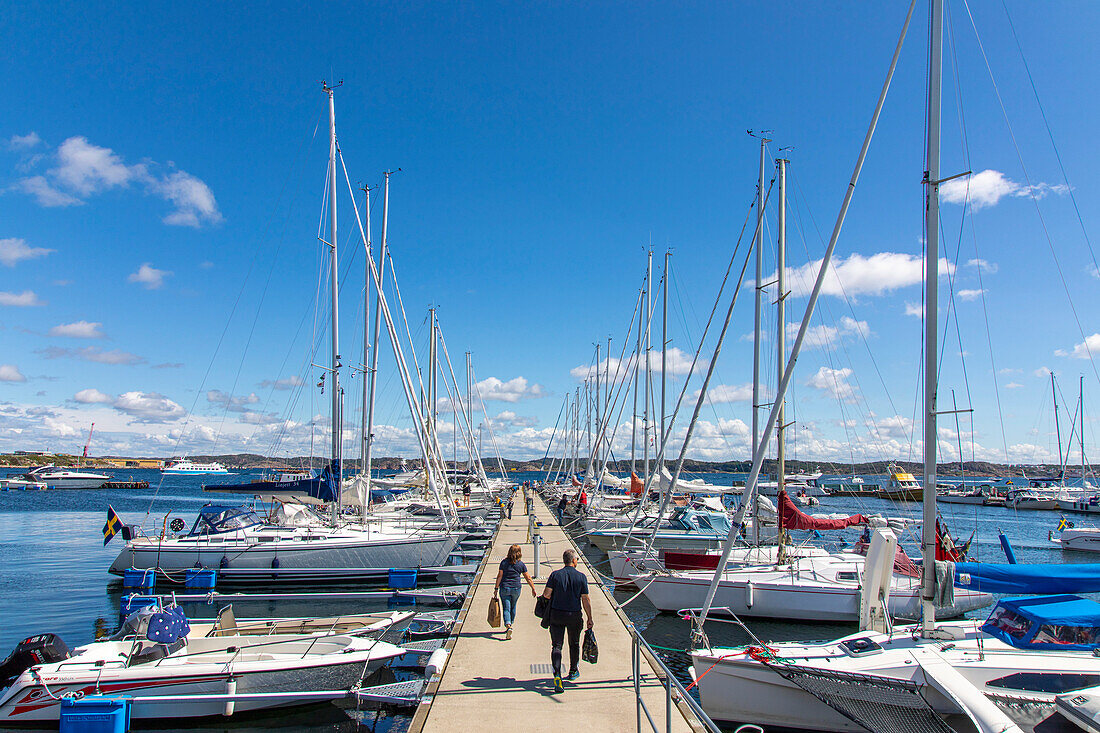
777, 489, 866, 531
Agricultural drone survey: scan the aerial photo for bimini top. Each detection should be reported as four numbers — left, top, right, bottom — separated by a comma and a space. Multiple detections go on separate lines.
982, 595, 1100, 650
188, 505, 262, 536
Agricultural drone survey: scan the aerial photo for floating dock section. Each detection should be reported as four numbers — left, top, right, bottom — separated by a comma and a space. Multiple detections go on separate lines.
410, 495, 709, 733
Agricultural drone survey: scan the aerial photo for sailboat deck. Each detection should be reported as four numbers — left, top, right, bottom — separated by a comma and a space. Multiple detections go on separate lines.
411, 495, 707, 732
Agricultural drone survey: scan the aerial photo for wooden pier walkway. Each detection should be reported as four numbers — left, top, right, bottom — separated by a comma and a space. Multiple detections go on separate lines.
410, 494, 706, 733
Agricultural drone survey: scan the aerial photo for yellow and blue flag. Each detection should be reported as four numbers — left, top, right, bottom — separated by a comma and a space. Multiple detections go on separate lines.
1058, 517, 1073, 532
103, 505, 123, 545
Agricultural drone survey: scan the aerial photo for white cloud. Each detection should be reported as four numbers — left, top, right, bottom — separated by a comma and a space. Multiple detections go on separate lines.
14, 176, 83, 207
199, 260, 215, 270
904, 302, 923, 318
8, 132, 41, 150
475, 376, 545, 403
0, 290, 45, 306
36, 346, 145, 365
207, 389, 260, 412
1033, 366, 1053, 378
967, 258, 998, 274
0, 238, 53, 267
49, 320, 105, 339
776, 252, 953, 299
490, 410, 539, 428
0, 364, 27, 383
153, 171, 223, 227
1060, 333, 1100, 360
52, 136, 138, 195
957, 288, 984, 301
806, 366, 858, 402
941, 169, 1069, 210
786, 316, 869, 350
1089, 264, 1100, 280
695, 383, 754, 404
128, 262, 171, 289
1005, 382, 1024, 389
260, 375, 305, 390
73, 388, 114, 404
113, 391, 185, 423
13, 135, 222, 226
570, 347, 702, 381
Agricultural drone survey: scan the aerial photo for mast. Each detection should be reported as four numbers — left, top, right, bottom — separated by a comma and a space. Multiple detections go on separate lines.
606, 335, 612, 466
1053, 372, 1065, 481
776, 157, 788, 561
324, 82, 343, 519
661, 250, 670, 455
595, 343, 601, 469
632, 287, 643, 473
920, 0, 944, 635
644, 249, 652, 484
466, 351, 473, 470
363, 171, 390, 516
751, 134, 768, 547
429, 307, 437, 443
1082, 376, 1087, 483
359, 185, 371, 474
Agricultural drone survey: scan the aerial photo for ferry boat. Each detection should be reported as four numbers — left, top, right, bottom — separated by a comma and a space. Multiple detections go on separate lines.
162, 458, 229, 475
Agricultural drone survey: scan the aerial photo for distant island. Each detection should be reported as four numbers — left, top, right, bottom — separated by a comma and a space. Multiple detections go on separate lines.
0, 450, 1073, 479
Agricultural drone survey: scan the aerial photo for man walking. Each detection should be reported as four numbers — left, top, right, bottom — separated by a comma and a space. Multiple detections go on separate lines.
556, 494, 567, 525
541, 549, 594, 693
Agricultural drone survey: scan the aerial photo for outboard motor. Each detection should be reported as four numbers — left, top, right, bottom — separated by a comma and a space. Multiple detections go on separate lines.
0, 634, 70, 688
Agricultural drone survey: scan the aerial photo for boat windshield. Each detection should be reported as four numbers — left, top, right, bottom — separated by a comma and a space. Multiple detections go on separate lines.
189, 505, 262, 536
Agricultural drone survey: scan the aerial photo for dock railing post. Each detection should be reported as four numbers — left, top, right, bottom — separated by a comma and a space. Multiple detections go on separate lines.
532, 523, 542, 579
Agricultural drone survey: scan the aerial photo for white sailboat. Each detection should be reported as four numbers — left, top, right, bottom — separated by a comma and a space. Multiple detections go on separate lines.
688, 5, 1100, 730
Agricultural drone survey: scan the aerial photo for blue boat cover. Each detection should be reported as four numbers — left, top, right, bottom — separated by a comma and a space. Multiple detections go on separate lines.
982, 595, 1100, 650
955, 561, 1100, 594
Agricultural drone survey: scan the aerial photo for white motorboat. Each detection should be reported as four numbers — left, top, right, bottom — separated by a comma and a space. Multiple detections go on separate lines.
1051, 525, 1100, 552
17, 465, 109, 489
163, 458, 229, 475
109, 505, 459, 582
0, 609, 405, 723
1, 476, 48, 491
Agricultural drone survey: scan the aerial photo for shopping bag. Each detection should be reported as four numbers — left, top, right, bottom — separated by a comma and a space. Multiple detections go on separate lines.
582, 629, 598, 664
488, 595, 502, 628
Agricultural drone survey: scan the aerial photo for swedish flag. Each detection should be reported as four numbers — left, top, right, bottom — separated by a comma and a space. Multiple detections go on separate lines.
103, 505, 123, 545
1058, 517, 1071, 532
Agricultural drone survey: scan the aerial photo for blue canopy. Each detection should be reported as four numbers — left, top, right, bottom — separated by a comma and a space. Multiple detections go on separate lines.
954, 561, 1100, 595
982, 595, 1100, 650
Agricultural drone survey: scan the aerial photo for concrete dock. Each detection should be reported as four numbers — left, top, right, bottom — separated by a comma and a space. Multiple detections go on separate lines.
410, 495, 707, 733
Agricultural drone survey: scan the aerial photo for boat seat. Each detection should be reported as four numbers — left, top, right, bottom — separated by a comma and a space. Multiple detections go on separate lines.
127, 638, 185, 666
210, 604, 237, 636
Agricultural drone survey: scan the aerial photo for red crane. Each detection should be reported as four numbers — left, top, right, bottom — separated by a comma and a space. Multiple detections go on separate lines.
82, 422, 95, 463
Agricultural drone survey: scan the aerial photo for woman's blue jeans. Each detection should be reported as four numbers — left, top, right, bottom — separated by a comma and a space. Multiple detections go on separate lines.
499, 587, 522, 626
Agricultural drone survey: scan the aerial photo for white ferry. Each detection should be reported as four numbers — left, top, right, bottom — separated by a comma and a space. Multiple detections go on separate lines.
161, 458, 229, 475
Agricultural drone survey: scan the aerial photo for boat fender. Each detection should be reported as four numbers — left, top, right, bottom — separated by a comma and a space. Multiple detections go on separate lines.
425, 648, 449, 677
220, 556, 229, 569
271, 557, 280, 569
224, 677, 236, 716
745, 581, 754, 609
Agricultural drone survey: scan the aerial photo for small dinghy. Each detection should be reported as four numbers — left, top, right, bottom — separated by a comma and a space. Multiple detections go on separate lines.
0, 605, 406, 723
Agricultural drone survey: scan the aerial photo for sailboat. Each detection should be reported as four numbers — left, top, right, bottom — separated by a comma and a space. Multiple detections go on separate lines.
110, 86, 459, 582
688, 4, 1100, 730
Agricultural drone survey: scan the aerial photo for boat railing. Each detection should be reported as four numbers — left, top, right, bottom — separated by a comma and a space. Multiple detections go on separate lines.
627, 622, 722, 733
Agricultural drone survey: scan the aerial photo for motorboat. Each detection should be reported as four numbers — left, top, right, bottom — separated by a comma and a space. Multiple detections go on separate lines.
14, 465, 109, 489
1, 476, 47, 491
874, 464, 922, 501
108, 504, 460, 583
585, 507, 741, 552
1051, 525, 1100, 552
163, 458, 229, 475
0, 606, 406, 723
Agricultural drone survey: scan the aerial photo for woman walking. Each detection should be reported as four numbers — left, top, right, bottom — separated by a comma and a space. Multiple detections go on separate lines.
494, 544, 537, 640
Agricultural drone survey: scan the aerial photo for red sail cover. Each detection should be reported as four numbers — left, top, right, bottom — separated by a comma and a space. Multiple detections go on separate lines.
778, 490, 867, 530
629, 472, 645, 497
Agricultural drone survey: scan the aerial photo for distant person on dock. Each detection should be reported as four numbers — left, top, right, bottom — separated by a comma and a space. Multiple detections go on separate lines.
506, 490, 515, 520
494, 544, 537, 640
556, 495, 568, 524
579, 488, 588, 515
541, 549, 593, 692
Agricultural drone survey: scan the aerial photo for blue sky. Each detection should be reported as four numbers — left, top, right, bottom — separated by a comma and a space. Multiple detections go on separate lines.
1, 1, 1098, 466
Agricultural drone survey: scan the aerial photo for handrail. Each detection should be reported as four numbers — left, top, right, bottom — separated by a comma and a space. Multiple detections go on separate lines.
627, 623, 722, 733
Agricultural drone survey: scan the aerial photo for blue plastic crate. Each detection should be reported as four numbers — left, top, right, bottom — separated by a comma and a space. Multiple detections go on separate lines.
122, 569, 155, 589
59, 695, 130, 733
184, 568, 216, 589
119, 595, 158, 619
388, 568, 418, 590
